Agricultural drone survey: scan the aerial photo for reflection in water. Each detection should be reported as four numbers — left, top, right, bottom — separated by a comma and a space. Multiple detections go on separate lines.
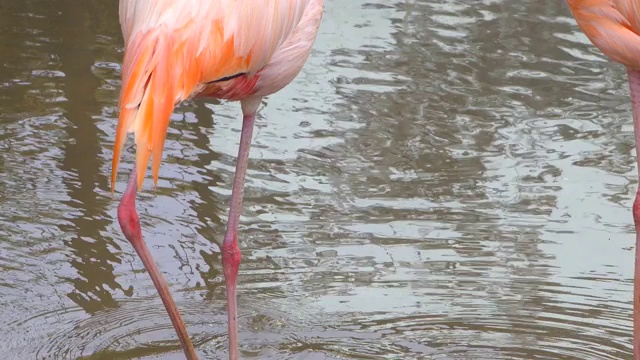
55, 0, 128, 313
0, 0, 637, 359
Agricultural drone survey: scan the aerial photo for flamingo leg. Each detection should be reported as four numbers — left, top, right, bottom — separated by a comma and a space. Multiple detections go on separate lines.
222, 112, 256, 360
117, 167, 198, 360
628, 68, 640, 360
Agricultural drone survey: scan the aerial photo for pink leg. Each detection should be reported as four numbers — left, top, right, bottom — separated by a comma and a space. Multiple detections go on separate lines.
117, 168, 198, 360
222, 113, 256, 360
627, 68, 640, 360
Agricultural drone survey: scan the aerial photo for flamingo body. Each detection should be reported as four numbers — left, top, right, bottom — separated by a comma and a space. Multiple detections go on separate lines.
567, 0, 640, 68
112, 0, 324, 189
111, 1, 324, 359
567, 1, 640, 359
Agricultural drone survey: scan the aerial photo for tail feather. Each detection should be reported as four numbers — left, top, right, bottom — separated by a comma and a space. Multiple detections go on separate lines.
111, 19, 261, 193
111, 31, 181, 192
150, 37, 175, 188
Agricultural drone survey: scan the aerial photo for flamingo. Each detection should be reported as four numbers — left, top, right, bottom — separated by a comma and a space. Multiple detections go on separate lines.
566, 1, 640, 358
111, 1, 324, 359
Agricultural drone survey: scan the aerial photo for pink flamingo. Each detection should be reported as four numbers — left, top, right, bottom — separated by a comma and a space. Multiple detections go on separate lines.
567, 1, 640, 359
111, 1, 325, 359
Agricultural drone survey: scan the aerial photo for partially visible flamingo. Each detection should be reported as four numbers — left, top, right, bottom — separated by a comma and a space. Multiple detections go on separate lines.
566, 1, 640, 358
111, 1, 324, 359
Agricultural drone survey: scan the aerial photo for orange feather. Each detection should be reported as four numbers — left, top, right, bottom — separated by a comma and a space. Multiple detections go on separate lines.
112, 0, 321, 192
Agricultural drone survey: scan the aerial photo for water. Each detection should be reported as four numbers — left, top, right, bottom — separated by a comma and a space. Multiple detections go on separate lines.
0, 0, 636, 359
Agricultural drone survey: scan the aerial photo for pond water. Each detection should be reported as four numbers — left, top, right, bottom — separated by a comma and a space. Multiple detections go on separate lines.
0, 1, 635, 359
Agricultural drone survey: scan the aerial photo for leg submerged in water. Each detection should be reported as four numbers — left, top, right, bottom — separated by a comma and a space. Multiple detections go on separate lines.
117, 167, 198, 360
626, 68, 640, 360
222, 111, 256, 360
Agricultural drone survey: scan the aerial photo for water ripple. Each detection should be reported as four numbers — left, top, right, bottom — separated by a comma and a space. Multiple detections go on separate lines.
0, 0, 637, 359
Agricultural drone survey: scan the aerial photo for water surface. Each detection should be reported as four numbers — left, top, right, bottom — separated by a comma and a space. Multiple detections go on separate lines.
0, 1, 636, 359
